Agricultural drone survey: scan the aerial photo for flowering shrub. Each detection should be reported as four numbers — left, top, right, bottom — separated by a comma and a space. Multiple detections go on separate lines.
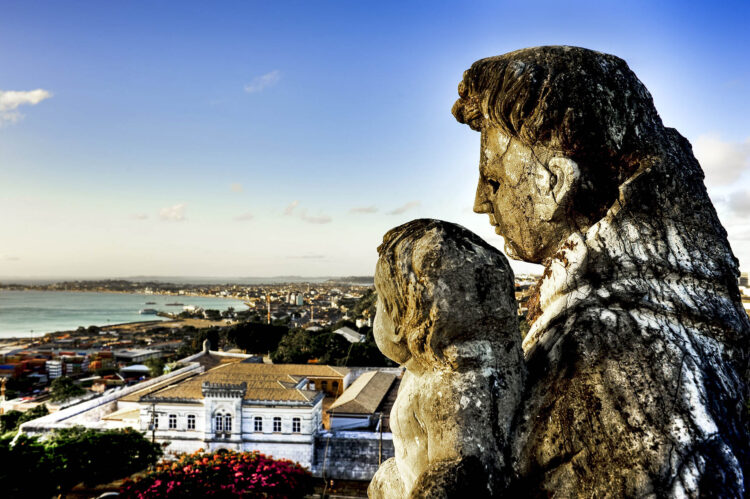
120, 449, 314, 498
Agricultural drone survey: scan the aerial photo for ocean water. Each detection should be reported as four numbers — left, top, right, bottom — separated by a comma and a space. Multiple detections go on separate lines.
0, 290, 248, 338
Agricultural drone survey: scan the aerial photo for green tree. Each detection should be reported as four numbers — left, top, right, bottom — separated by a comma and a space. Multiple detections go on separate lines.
224, 322, 287, 354
145, 356, 166, 377
0, 404, 49, 433
352, 287, 377, 317
50, 376, 86, 403
203, 309, 222, 321
346, 341, 396, 367
271, 329, 316, 364
46, 426, 163, 494
312, 332, 352, 365
190, 327, 221, 353
0, 426, 161, 498
0, 433, 57, 498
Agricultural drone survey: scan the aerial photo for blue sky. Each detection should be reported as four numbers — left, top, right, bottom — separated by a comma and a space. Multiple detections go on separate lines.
1, 0, 749, 277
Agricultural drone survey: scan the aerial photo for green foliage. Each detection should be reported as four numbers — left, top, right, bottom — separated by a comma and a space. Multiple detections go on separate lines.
203, 309, 222, 321
270, 327, 394, 367
351, 287, 377, 317
190, 327, 221, 353
0, 404, 49, 434
0, 433, 56, 498
223, 321, 288, 354
347, 341, 396, 367
312, 332, 352, 365
519, 318, 531, 338
145, 356, 166, 377
0, 426, 162, 497
271, 328, 316, 364
50, 376, 86, 402
47, 426, 163, 492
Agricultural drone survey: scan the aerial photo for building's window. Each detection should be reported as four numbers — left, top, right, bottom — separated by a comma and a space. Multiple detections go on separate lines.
321, 381, 327, 390
187, 414, 196, 430
215, 414, 224, 432
168, 414, 177, 429
332, 381, 339, 392
292, 417, 301, 433
152, 415, 159, 429
224, 414, 232, 432
273, 417, 282, 432
254, 416, 263, 432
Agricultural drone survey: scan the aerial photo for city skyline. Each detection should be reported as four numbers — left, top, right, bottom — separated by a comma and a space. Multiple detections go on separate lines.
2, 1, 749, 277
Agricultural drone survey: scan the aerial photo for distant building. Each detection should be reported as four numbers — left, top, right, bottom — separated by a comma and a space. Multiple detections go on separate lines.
333, 326, 365, 343
22, 347, 351, 469
328, 371, 397, 430
46, 359, 63, 379
20, 347, 401, 480
355, 317, 372, 329
113, 349, 162, 364
740, 272, 749, 288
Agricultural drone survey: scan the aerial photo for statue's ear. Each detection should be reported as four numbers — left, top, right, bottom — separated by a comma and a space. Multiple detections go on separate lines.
548, 157, 580, 207
535, 157, 580, 220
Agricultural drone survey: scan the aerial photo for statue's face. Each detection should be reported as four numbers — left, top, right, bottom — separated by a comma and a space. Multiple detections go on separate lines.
474, 126, 577, 263
373, 294, 411, 365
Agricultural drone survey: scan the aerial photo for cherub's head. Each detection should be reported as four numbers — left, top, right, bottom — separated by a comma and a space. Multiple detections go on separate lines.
374, 219, 518, 369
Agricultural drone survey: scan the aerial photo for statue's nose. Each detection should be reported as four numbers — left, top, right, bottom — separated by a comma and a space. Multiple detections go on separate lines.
473, 182, 492, 214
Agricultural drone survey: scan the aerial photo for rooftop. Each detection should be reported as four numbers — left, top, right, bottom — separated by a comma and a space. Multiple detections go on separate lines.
328, 371, 396, 415
133, 358, 349, 404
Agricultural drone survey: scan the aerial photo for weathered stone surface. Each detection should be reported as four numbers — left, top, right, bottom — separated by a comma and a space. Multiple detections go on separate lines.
368, 219, 525, 498
450, 46, 750, 497
312, 431, 395, 481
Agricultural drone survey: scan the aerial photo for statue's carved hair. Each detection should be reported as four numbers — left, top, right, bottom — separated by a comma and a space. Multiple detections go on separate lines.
453, 46, 671, 222
375, 219, 516, 367
452, 46, 664, 184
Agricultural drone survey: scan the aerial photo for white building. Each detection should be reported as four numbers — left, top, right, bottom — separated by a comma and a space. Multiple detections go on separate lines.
328, 371, 396, 430
46, 359, 63, 379
22, 346, 351, 469
333, 326, 365, 343
127, 362, 349, 467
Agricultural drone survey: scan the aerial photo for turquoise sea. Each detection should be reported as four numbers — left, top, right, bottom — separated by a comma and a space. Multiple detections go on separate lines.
0, 290, 248, 339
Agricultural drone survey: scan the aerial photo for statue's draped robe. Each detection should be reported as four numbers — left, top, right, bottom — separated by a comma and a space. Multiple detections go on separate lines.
512, 131, 750, 497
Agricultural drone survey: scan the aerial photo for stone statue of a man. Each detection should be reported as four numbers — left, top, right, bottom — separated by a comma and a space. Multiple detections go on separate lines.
452, 46, 750, 497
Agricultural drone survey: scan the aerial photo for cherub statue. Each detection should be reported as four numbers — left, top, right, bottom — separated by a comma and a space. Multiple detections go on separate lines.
368, 219, 525, 498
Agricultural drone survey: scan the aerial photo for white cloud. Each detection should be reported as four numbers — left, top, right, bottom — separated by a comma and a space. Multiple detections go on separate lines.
299, 210, 332, 224
234, 212, 254, 221
387, 201, 420, 215
729, 225, 750, 241
0, 253, 20, 261
284, 200, 299, 216
230, 183, 243, 193
350, 205, 378, 214
244, 70, 280, 93
131, 213, 149, 220
693, 134, 750, 187
0, 89, 52, 124
159, 203, 187, 222
728, 190, 750, 216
